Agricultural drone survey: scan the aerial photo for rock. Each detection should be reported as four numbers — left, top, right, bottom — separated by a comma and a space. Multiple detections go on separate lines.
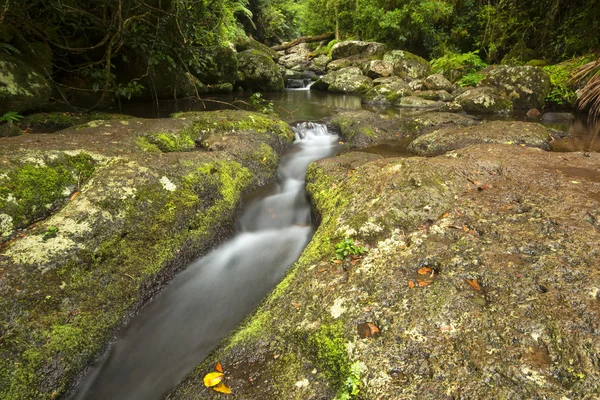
330, 110, 400, 148
235, 37, 280, 61
383, 50, 431, 79
142, 66, 207, 99
526, 108, 542, 119
327, 58, 355, 71
0, 52, 52, 113
18, 41, 53, 76
278, 53, 306, 69
190, 45, 238, 85
0, 110, 295, 399
286, 79, 307, 89
19, 112, 133, 132
207, 82, 233, 93
361, 81, 412, 105
397, 96, 443, 109
408, 120, 551, 155
480, 66, 551, 109
414, 90, 454, 102
542, 112, 575, 122
236, 50, 284, 92
0, 123, 22, 137
422, 73, 454, 92
400, 112, 479, 136
330, 40, 386, 60
362, 60, 394, 79
171, 144, 600, 400
329, 73, 373, 95
408, 79, 424, 91
439, 102, 464, 113
307, 55, 331, 74
312, 68, 372, 94
455, 87, 513, 114
372, 76, 402, 86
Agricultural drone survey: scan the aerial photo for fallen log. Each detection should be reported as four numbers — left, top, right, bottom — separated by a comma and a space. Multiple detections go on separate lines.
270, 33, 335, 51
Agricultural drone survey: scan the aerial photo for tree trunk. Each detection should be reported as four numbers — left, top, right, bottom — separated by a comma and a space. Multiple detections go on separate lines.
270, 32, 335, 51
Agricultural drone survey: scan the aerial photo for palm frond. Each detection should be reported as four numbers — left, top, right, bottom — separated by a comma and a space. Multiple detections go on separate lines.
573, 57, 600, 121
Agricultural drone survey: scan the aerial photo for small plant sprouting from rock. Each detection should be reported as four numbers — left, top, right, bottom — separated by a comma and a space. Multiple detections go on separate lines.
335, 237, 367, 260
42, 226, 58, 241
337, 361, 362, 400
0, 111, 23, 123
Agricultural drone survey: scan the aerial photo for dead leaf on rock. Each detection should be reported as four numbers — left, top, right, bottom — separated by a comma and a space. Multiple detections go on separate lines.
417, 267, 432, 275
213, 382, 232, 394
466, 278, 482, 291
215, 362, 223, 373
291, 301, 301, 310
203, 372, 224, 387
357, 322, 380, 338
408, 280, 416, 288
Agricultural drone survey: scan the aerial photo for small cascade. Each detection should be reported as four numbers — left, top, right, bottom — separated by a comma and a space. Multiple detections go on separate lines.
73, 123, 339, 400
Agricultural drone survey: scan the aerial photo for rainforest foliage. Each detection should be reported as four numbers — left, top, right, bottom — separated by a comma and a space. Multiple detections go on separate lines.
0, 0, 598, 104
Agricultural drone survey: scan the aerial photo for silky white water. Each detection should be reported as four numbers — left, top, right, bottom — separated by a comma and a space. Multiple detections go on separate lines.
73, 122, 339, 400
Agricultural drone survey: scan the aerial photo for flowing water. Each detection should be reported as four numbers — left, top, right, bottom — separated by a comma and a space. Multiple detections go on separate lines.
70, 89, 600, 399
72, 122, 340, 400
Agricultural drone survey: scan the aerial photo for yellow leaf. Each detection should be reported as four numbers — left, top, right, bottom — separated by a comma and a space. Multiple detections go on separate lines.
213, 382, 232, 394
203, 372, 224, 387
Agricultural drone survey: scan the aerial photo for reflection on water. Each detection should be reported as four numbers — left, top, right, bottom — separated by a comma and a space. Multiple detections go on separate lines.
550, 118, 600, 153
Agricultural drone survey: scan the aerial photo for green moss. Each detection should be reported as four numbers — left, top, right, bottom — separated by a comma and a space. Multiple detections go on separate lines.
543, 55, 595, 107
142, 129, 196, 153
136, 136, 161, 152
308, 321, 351, 391
0, 152, 98, 237
19, 112, 132, 132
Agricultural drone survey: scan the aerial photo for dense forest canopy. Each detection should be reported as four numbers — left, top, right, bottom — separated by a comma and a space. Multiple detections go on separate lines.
0, 0, 598, 109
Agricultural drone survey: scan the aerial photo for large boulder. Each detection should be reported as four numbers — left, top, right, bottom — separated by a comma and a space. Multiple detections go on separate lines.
236, 50, 284, 92
171, 144, 600, 400
0, 110, 295, 399
0, 53, 51, 113
329, 110, 400, 148
414, 90, 454, 102
331, 41, 386, 60
383, 50, 431, 79
408, 120, 552, 155
422, 73, 455, 92
278, 53, 307, 70
312, 68, 372, 94
362, 60, 394, 79
361, 81, 412, 105
235, 37, 280, 61
306, 55, 331, 74
327, 58, 355, 71
454, 86, 513, 114
190, 45, 238, 84
480, 66, 551, 109
397, 96, 443, 109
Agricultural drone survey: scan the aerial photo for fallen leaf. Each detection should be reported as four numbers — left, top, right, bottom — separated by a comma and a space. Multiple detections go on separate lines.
291, 301, 301, 310
366, 322, 380, 336
408, 280, 415, 288
441, 212, 449, 219
203, 372, 224, 387
417, 267, 432, 275
213, 382, 232, 394
466, 279, 481, 291
215, 362, 223, 373
70, 191, 79, 201
418, 280, 432, 287
357, 322, 380, 338
333, 259, 342, 264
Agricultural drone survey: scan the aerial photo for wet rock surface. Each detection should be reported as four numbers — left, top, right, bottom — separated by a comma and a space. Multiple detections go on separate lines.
0, 111, 294, 399
408, 120, 552, 156
171, 142, 600, 400
455, 86, 513, 114
480, 66, 551, 110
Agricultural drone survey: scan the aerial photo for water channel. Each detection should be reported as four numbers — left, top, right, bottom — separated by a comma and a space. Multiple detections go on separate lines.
72, 89, 599, 399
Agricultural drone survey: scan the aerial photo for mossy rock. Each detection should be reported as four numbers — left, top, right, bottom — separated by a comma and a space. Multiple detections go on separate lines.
383, 50, 431, 79
362, 80, 412, 105
236, 37, 280, 61
236, 50, 284, 92
0, 52, 51, 113
408, 120, 552, 155
0, 122, 22, 137
171, 144, 600, 399
480, 65, 551, 109
0, 110, 295, 399
190, 45, 239, 84
329, 110, 400, 148
454, 86, 513, 114
330, 41, 386, 60
19, 112, 133, 132
414, 90, 454, 102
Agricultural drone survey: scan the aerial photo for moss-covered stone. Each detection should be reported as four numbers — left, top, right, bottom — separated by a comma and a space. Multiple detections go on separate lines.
330, 41, 386, 60
236, 37, 281, 61
408, 120, 552, 155
0, 110, 295, 399
171, 144, 600, 400
480, 65, 551, 109
455, 86, 513, 114
361, 80, 412, 105
19, 112, 133, 132
0, 52, 51, 113
236, 50, 285, 92
383, 50, 431, 79
190, 45, 239, 84
0, 122, 22, 137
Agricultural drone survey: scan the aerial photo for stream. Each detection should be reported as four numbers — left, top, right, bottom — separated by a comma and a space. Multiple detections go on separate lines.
73, 119, 339, 400
72, 89, 600, 399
